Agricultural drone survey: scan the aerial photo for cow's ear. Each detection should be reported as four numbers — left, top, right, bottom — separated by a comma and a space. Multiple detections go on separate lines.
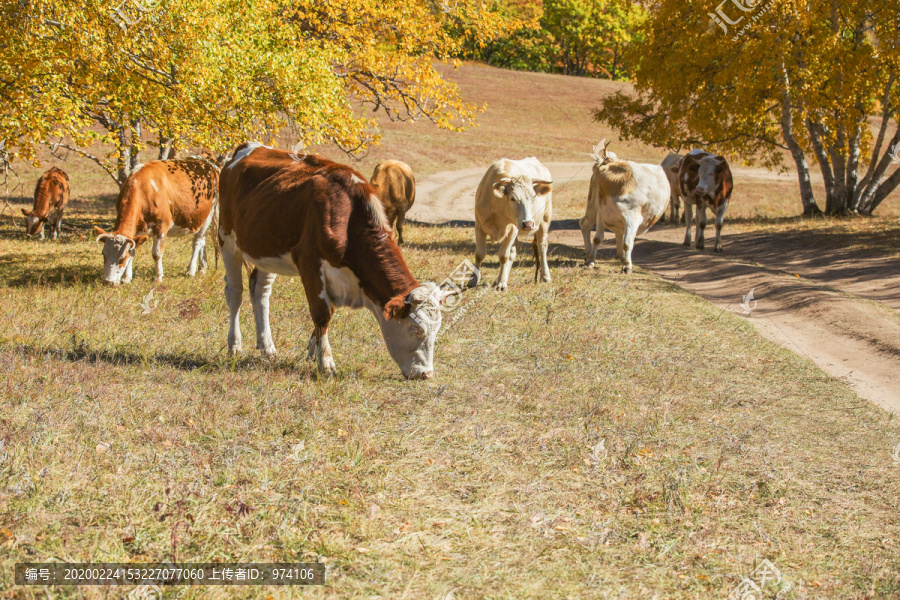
133, 235, 149, 247
93, 226, 108, 236
39, 216, 50, 223
21, 208, 32, 217
383, 294, 411, 321
493, 179, 511, 198
533, 181, 552, 196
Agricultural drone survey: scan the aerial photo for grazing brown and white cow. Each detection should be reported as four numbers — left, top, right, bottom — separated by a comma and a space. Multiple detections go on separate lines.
93, 158, 218, 284
678, 150, 733, 252
22, 167, 70, 239
218, 142, 456, 380
469, 157, 553, 291
580, 140, 670, 274
660, 153, 684, 223
370, 160, 415, 244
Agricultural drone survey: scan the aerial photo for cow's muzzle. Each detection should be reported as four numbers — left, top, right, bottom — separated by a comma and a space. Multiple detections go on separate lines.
520, 221, 536, 232
407, 370, 434, 381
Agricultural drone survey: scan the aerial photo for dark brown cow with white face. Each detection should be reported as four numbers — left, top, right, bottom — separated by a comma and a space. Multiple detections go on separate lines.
678, 150, 734, 252
93, 158, 218, 284
23, 167, 70, 239
218, 143, 455, 380
370, 160, 416, 244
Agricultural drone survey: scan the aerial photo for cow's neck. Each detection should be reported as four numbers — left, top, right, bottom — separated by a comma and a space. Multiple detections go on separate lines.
112, 191, 145, 238
343, 230, 418, 310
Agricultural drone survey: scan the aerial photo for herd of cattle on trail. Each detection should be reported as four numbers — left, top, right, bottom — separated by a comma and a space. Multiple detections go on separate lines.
19, 140, 734, 378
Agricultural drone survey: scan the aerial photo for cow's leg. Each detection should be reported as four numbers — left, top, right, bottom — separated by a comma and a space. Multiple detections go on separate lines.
123, 249, 135, 284
695, 204, 707, 251
151, 236, 165, 282
249, 267, 277, 357
199, 243, 208, 272
38, 226, 45, 240
682, 201, 694, 247
299, 259, 337, 375
221, 236, 244, 354
395, 210, 406, 245
580, 203, 597, 267
670, 191, 679, 223
469, 223, 487, 288
186, 231, 207, 276
714, 201, 728, 253
590, 204, 607, 266
534, 224, 551, 283
494, 229, 517, 291
51, 211, 63, 239
621, 214, 639, 275
615, 232, 624, 262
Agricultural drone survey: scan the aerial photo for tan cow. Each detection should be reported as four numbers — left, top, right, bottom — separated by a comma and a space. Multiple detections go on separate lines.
218, 142, 457, 380
661, 153, 684, 223
93, 158, 218, 284
370, 160, 415, 244
22, 167, 70, 239
580, 140, 670, 274
469, 157, 553, 291
678, 150, 734, 252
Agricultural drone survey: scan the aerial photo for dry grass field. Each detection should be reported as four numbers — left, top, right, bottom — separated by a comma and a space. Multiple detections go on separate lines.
2, 63, 900, 599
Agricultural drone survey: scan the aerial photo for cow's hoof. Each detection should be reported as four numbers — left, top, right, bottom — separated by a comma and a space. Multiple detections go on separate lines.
584, 261, 595, 269
493, 282, 508, 291
682, 241, 691, 248
696, 245, 704, 251
714, 245, 724, 253
622, 266, 633, 275
467, 275, 480, 289
229, 346, 242, 356
540, 275, 551, 283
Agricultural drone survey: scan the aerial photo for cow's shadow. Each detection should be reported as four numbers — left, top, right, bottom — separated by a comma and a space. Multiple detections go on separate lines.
0, 261, 99, 288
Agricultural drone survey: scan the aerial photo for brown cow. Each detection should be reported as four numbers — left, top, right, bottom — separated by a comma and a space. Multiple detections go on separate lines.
370, 160, 415, 244
678, 150, 734, 252
22, 167, 70, 239
218, 142, 456, 380
93, 158, 218, 284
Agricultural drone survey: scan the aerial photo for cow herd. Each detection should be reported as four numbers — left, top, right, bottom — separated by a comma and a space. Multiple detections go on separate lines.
18, 140, 733, 378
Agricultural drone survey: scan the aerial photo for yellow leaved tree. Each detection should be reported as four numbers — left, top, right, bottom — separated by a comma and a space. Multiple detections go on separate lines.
0, 0, 509, 184
594, 0, 900, 215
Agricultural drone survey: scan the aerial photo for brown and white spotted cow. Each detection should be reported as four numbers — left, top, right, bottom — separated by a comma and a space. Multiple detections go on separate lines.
93, 158, 218, 284
370, 160, 416, 244
22, 167, 70, 239
218, 143, 456, 380
678, 150, 733, 252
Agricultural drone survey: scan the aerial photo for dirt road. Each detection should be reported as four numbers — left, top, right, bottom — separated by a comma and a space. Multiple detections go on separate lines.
409, 164, 900, 413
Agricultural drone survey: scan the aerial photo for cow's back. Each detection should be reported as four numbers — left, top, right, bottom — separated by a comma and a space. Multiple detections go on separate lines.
371, 160, 415, 213
117, 159, 217, 233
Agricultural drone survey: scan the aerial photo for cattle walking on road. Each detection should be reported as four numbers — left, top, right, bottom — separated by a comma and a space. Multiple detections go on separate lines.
469, 158, 553, 291
678, 150, 734, 252
661, 153, 684, 223
580, 140, 670, 274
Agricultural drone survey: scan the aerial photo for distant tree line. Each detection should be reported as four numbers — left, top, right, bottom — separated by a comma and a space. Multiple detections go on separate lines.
460, 0, 647, 81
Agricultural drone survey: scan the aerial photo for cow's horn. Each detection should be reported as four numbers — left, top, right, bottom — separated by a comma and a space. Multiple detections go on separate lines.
95, 233, 112, 245
125, 238, 136, 251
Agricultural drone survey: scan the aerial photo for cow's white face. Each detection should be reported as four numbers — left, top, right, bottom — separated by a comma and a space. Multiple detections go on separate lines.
94, 227, 146, 285
493, 176, 552, 232
21, 210, 47, 237
694, 157, 725, 200
380, 283, 455, 380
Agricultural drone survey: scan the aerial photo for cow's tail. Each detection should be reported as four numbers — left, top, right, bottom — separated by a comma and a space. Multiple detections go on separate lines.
211, 198, 221, 271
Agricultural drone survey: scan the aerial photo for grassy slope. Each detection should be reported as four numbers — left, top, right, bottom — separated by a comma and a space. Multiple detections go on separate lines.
1, 64, 900, 599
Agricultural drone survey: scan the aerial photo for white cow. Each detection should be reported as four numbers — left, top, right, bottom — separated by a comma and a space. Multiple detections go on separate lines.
469, 158, 553, 291
580, 140, 670, 274
661, 153, 684, 223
